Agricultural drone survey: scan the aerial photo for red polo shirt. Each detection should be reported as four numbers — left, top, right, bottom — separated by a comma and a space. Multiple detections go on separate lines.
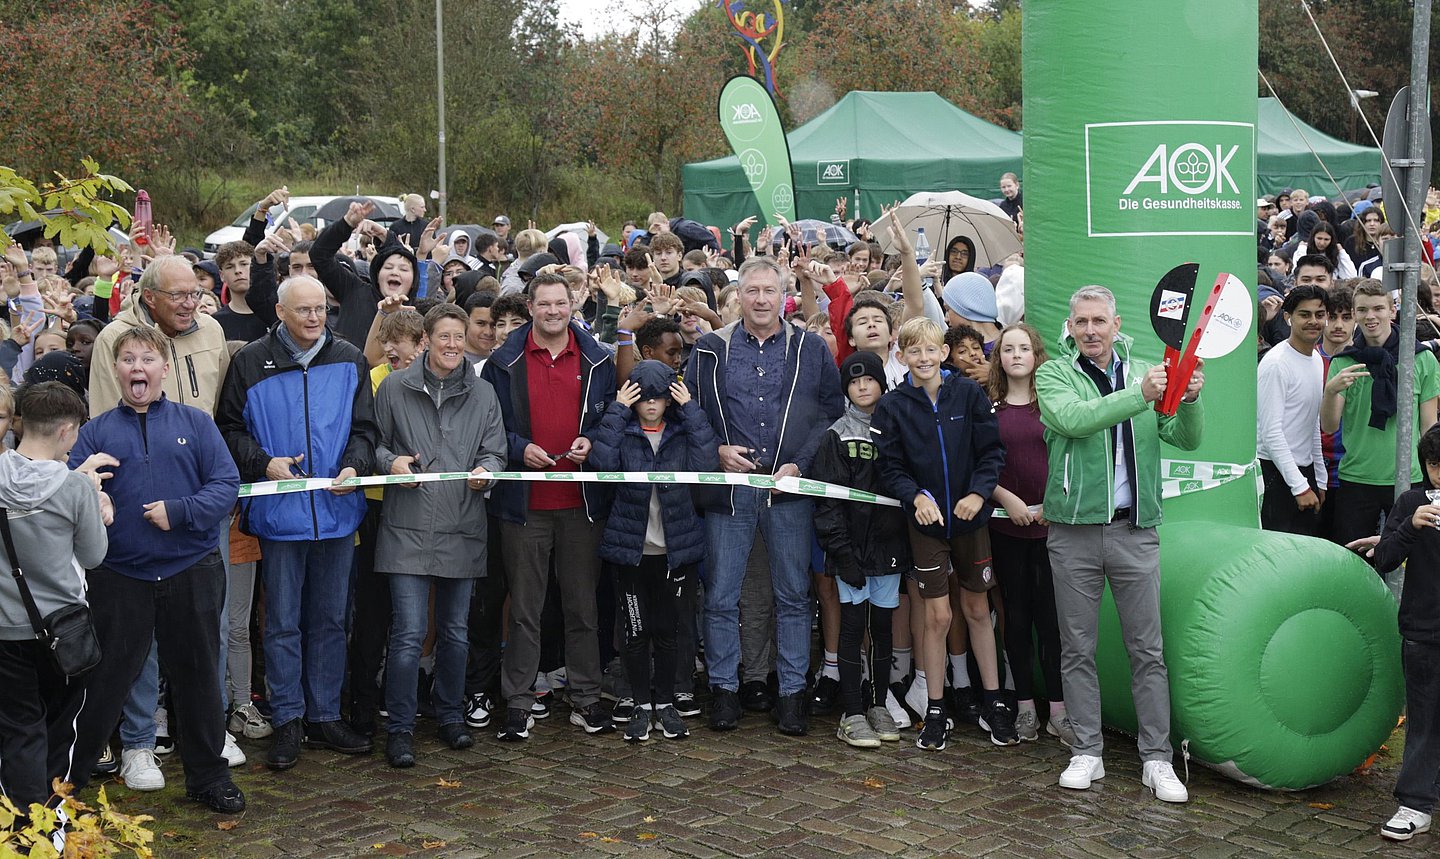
525, 328, 583, 510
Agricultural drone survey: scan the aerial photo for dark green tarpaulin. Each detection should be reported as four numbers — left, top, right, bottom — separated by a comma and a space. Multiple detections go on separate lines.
1257, 97, 1382, 197
681, 91, 1023, 231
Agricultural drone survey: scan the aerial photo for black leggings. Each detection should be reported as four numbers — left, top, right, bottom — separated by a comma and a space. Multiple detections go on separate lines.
991, 530, 1062, 702
617, 557, 695, 707
838, 600, 893, 717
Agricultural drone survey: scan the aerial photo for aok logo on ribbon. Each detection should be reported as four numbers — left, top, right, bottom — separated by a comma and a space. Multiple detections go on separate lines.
1084, 120, 1255, 237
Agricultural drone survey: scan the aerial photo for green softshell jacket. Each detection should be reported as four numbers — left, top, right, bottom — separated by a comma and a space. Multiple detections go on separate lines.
1034, 329, 1204, 528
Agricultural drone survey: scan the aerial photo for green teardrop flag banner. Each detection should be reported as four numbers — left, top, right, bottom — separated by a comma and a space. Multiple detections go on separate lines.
718, 75, 796, 228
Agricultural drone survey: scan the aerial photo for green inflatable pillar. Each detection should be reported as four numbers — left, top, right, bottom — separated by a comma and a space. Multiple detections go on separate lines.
1023, 0, 1402, 789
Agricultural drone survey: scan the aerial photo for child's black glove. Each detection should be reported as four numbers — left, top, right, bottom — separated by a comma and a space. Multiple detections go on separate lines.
837, 559, 865, 589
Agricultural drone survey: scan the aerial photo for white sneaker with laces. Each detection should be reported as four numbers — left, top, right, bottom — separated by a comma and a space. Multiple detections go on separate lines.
1382, 806, 1432, 841
119, 748, 165, 791
1141, 760, 1189, 803
1058, 754, 1105, 790
222, 731, 246, 767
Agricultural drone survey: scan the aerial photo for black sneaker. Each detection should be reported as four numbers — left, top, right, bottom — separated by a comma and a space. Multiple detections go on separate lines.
186, 781, 246, 814
464, 691, 496, 729
809, 675, 840, 716
916, 713, 950, 751
624, 712, 650, 743
93, 745, 120, 777
497, 707, 534, 742
673, 691, 701, 718
569, 702, 616, 735
657, 705, 689, 739
267, 718, 302, 770
612, 697, 636, 723
709, 687, 741, 731
438, 723, 474, 750
530, 691, 552, 719
386, 732, 416, 768
303, 719, 374, 754
739, 680, 773, 712
774, 691, 808, 736
950, 686, 982, 726
979, 699, 1020, 746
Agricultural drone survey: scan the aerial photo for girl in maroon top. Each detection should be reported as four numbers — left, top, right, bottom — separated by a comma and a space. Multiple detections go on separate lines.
986, 323, 1068, 746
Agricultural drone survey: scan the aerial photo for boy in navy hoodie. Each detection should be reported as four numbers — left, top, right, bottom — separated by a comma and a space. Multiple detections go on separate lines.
67, 326, 244, 814
871, 317, 1011, 751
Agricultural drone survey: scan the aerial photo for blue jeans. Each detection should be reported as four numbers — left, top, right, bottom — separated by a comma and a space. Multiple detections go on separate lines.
260, 536, 355, 726
385, 575, 474, 734
119, 639, 159, 750
703, 489, 815, 696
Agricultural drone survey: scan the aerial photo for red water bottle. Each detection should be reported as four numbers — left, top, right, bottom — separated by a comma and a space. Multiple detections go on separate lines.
133, 190, 152, 247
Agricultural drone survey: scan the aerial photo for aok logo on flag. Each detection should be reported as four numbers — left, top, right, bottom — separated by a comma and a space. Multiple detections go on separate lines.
1084, 120, 1255, 238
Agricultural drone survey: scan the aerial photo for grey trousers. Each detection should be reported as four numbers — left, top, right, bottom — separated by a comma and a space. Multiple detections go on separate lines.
740, 534, 776, 684
1047, 521, 1173, 762
501, 510, 604, 709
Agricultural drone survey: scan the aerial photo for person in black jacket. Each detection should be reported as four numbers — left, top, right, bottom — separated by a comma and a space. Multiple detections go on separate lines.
1371, 425, 1440, 842
871, 317, 1010, 751
812, 352, 910, 749
589, 360, 718, 744
311, 200, 420, 347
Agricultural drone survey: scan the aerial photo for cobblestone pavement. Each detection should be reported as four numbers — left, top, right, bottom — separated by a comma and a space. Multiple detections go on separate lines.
96, 700, 1427, 859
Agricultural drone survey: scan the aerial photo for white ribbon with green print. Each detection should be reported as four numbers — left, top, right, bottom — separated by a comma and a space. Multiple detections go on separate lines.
237, 458, 1257, 510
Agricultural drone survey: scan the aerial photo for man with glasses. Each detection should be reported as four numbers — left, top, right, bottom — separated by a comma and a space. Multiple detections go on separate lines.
88, 255, 231, 418
217, 275, 378, 770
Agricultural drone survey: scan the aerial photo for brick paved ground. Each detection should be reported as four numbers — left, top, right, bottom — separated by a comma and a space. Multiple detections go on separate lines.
97, 699, 1427, 858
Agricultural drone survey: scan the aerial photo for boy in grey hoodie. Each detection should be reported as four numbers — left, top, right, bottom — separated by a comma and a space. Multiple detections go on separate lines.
0, 382, 108, 812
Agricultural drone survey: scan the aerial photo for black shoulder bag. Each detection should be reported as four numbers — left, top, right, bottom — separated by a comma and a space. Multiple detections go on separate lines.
0, 507, 102, 678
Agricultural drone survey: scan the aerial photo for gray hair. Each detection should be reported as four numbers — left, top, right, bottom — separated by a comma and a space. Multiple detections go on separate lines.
1068, 285, 1117, 318
277, 274, 325, 306
736, 255, 785, 291
137, 255, 195, 294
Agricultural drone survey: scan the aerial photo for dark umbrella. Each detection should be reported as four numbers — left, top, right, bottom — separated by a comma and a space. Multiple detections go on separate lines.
769, 219, 859, 251
314, 196, 402, 224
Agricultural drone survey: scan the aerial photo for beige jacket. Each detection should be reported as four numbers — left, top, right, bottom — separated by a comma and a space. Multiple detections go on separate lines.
89, 299, 232, 418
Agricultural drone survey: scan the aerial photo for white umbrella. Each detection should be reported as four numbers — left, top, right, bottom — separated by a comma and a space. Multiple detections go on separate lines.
546, 222, 610, 247
872, 190, 1021, 270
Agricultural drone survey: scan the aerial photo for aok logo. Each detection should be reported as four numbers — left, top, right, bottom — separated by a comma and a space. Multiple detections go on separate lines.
1122, 143, 1241, 196
731, 103, 763, 124
822, 164, 844, 180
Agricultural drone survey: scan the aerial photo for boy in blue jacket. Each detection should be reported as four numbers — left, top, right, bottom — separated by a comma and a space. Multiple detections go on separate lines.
871, 317, 1013, 751
67, 326, 244, 814
589, 360, 718, 743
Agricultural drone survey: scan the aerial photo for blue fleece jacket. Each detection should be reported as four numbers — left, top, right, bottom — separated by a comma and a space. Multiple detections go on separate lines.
69, 396, 239, 580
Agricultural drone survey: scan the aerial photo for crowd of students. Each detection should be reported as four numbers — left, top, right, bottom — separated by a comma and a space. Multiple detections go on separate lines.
0, 179, 1438, 845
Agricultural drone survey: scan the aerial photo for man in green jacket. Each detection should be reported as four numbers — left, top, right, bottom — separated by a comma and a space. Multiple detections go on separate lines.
1035, 285, 1204, 805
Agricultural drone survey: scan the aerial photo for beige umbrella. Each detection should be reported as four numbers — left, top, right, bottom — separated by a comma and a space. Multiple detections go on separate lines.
872, 190, 1022, 270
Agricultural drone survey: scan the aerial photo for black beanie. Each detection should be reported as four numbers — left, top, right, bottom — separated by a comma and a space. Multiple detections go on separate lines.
840, 351, 887, 392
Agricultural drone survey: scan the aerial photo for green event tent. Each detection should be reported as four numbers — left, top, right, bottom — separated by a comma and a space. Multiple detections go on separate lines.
681, 92, 1381, 231
681, 91, 1023, 230
1257, 97, 1382, 197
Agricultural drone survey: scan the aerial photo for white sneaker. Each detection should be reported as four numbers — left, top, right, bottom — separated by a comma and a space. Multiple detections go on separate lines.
1141, 760, 1189, 803
227, 702, 273, 739
902, 674, 929, 720
222, 731, 246, 767
1058, 754, 1105, 790
119, 748, 164, 791
1382, 806, 1433, 841
884, 688, 912, 730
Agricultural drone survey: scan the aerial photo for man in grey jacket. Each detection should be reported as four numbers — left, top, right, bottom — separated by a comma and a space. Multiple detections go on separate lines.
373, 303, 507, 768
0, 383, 108, 812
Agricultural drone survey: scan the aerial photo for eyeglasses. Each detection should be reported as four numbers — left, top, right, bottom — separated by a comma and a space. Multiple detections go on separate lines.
285, 305, 328, 318
152, 288, 202, 304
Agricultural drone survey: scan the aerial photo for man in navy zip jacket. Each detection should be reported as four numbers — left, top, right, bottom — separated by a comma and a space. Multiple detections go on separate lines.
480, 272, 618, 740
68, 326, 244, 813
216, 275, 377, 770
686, 255, 844, 736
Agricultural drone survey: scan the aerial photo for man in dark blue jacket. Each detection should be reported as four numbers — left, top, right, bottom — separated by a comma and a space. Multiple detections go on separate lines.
217, 275, 377, 770
686, 255, 844, 736
480, 273, 617, 740
68, 326, 244, 813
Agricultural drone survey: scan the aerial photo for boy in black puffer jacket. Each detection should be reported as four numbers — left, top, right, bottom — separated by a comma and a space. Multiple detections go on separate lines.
813, 352, 911, 750
589, 360, 718, 743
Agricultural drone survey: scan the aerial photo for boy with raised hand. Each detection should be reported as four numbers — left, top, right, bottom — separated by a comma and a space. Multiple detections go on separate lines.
871, 317, 1009, 751
1372, 425, 1440, 842
812, 352, 910, 748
